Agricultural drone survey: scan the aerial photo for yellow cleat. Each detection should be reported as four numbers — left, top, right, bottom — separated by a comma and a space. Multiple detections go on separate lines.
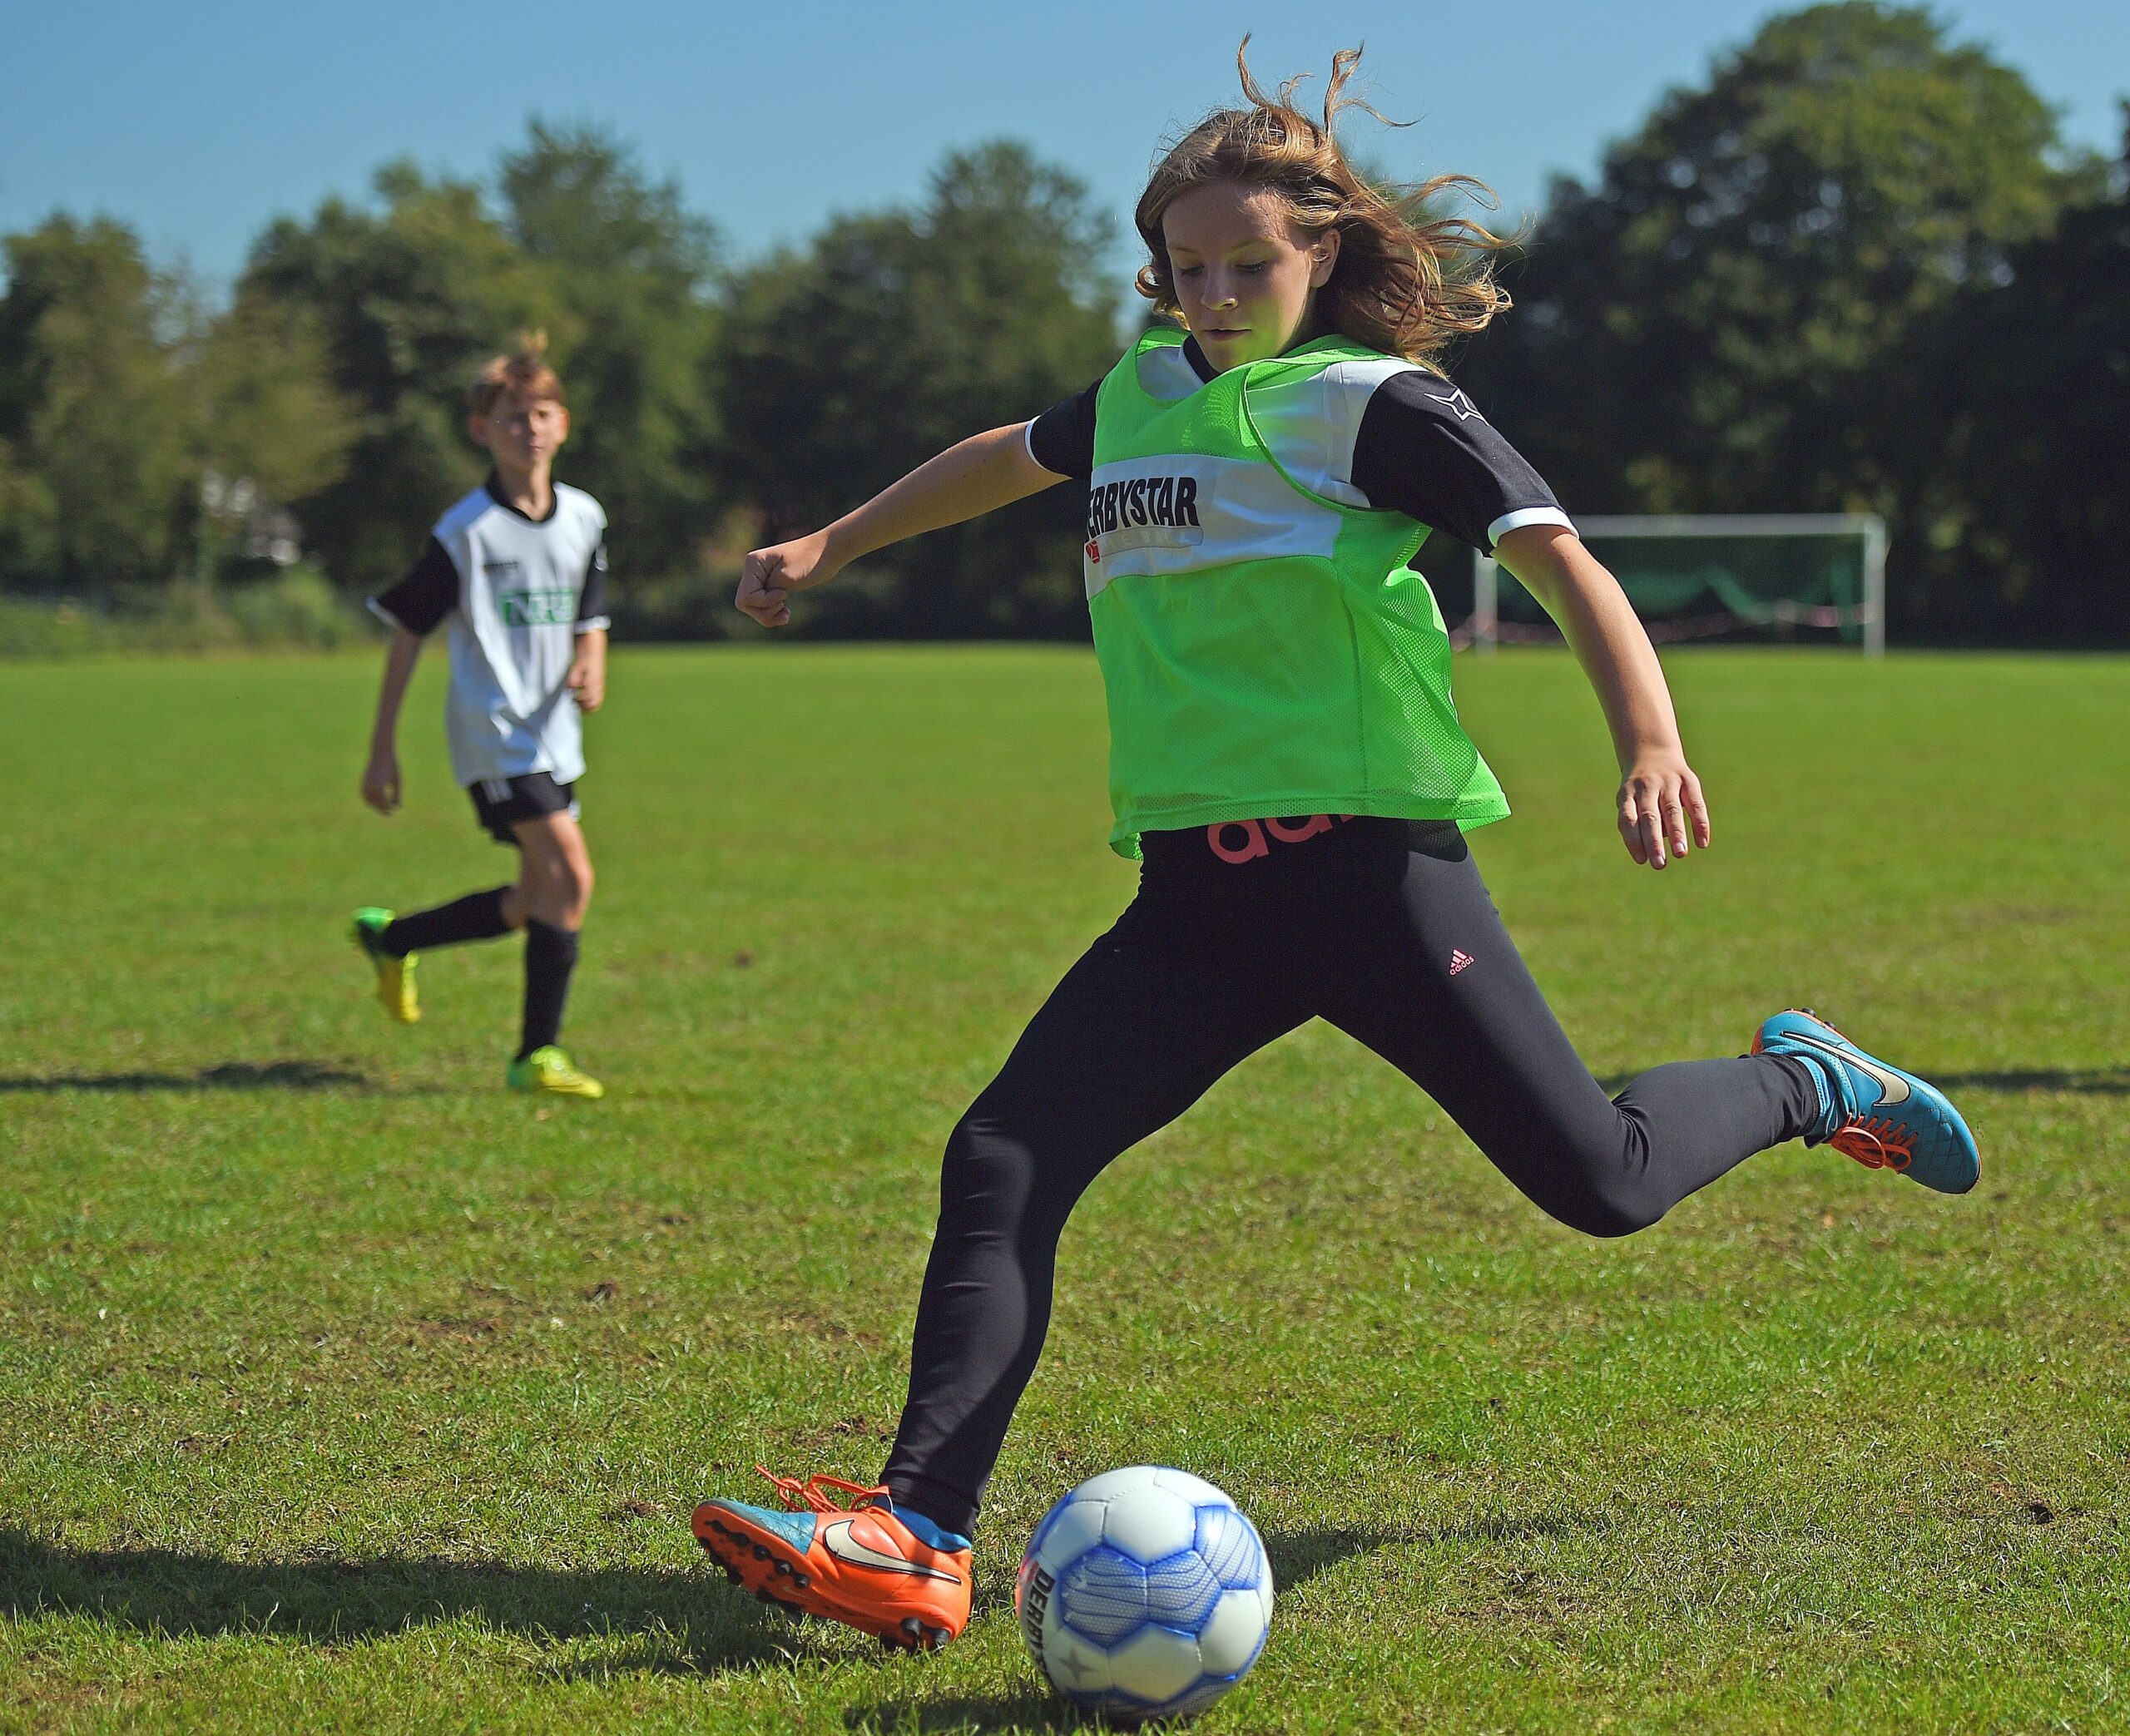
351, 908, 419, 1023
508, 1046, 604, 1099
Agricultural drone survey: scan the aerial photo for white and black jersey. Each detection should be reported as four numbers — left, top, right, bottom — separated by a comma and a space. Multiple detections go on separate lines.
1027, 336, 1573, 554
370, 476, 610, 789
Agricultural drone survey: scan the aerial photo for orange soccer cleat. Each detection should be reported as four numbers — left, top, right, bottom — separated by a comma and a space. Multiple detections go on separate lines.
692, 1467, 973, 1650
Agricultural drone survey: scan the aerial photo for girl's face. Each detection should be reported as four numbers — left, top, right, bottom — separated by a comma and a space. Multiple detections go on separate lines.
1162, 180, 1340, 371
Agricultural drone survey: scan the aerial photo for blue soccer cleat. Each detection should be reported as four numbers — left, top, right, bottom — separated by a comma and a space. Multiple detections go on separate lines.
1753, 1009, 1979, 1194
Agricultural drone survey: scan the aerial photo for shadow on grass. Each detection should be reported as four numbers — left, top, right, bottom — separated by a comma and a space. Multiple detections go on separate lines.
0, 1531, 819, 1674
1266, 1508, 1605, 1593
1264, 1524, 1404, 1591
1930, 1068, 2129, 1096
0, 1061, 414, 1094
841, 1516, 1607, 1733
844, 1689, 1092, 1734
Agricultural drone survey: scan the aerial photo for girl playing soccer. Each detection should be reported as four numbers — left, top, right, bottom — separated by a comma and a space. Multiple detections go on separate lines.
691, 49, 1979, 1651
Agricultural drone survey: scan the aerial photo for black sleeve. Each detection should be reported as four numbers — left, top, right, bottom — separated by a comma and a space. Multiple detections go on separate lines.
1348, 373, 1568, 551
1026, 383, 1100, 479
369, 536, 459, 636
577, 540, 609, 627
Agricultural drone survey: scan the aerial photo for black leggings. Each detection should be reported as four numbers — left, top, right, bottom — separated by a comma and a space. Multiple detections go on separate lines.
880, 818, 1818, 1535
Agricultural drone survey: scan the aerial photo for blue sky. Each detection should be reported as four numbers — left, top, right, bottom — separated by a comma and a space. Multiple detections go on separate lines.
3, 1, 2123, 289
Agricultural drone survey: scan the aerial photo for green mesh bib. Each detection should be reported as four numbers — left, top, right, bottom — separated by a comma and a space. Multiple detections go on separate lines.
1085, 327, 1509, 858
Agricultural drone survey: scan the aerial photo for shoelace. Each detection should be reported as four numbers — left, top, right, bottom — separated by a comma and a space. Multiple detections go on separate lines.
1830, 1115, 1915, 1171
755, 1464, 895, 1516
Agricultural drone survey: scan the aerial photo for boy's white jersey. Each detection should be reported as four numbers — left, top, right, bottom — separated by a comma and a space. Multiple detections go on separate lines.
370, 478, 609, 788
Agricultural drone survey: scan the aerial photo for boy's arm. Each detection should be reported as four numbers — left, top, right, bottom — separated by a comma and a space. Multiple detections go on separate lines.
1493, 522, 1711, 871
567, 532, 609, 711
362, 630, 424, 814
736, 423, 1060, 627
567, 626, 607, 714
363, 532, 458, 812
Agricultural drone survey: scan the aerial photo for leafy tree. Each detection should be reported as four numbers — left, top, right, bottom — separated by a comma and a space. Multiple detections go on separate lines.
500, 121, 725, 583
0, 217, 192, 586
1460, 2, 2096, 631
0, 215, 356, 593
1906, 111, 2130, 639
241, 165, 552, 588
0, 439, 56, 580
194, 294, 358, 511
719, 141, 1121, 636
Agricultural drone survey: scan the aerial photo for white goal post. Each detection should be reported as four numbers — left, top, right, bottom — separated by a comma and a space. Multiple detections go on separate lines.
1466, 512, 1886, 657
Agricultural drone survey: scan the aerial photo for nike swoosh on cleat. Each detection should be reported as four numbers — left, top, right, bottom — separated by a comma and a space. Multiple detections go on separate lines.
820, 1519, 964, 1583
1781, 1031, 1911, 1105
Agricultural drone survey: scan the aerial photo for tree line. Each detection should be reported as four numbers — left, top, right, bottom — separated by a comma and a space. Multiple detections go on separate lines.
0, 3, 2122, 645
1460, 3, 2128, 643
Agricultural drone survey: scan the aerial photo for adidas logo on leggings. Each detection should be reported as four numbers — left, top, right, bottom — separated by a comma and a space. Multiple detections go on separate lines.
1206, 815, 1355, 863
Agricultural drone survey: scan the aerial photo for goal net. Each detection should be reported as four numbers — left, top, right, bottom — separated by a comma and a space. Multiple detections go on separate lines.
1461, 513, 1886, 655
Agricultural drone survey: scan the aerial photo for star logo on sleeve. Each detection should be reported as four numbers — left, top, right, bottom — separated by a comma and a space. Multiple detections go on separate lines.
1426, 386, 1484, 423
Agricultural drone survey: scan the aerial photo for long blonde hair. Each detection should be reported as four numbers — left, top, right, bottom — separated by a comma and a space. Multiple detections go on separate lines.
1135, 42, 1512, 364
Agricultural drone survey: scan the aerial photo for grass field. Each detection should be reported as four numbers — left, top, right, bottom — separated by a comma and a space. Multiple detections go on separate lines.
3, 645, 2127, 1735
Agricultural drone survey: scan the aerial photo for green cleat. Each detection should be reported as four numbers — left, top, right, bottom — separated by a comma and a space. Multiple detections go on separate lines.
351, 908, 419, 1024
508, 1045, 604, 1099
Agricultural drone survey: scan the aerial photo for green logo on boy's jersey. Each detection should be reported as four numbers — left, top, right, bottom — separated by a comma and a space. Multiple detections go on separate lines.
498, 590, 576, 627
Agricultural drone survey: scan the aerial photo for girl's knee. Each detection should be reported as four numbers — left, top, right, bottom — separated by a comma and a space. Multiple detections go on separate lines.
940, 1110, 1032, 1200
939, 1100, 1083, 1229
1562, 1163, 1667, 1237
1558, 1191, 1657, 1239
1501, 1135, 1663, 1238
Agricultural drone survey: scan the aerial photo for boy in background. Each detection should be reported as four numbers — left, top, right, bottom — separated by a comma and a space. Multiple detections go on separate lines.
351, 338, 608, 1100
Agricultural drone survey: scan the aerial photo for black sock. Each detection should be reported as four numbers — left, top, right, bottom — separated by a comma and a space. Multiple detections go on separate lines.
379, 887, 513, 957
518, 921, 580, 1060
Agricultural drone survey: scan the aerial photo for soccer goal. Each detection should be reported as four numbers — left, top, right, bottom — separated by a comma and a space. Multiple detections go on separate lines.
1463, 513, 1886, 656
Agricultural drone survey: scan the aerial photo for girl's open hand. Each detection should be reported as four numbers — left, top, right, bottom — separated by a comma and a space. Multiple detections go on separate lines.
736, 532, 835, 629
1617, 752, 1711, 870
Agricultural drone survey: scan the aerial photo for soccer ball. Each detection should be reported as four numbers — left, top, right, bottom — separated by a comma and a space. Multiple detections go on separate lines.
1015, 1466, 1273, 1722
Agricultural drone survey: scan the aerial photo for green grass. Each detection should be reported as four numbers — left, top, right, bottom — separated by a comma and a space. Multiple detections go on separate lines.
2, 645, 2126, 1734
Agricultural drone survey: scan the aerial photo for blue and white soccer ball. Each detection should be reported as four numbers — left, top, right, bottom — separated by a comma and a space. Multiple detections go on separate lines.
1015, 1466, 1274, 1723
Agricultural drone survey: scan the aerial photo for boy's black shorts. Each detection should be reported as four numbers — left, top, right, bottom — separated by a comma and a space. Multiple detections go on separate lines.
467, 773, 580, 846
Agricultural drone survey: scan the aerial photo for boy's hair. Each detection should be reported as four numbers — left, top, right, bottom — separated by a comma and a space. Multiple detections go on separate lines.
1135, 42, 1513, 364
470, 331, 564, 416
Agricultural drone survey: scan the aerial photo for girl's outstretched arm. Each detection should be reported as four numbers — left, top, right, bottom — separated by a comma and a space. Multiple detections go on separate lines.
1493, 522, 1712, 871
736, 423, 1062, 628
